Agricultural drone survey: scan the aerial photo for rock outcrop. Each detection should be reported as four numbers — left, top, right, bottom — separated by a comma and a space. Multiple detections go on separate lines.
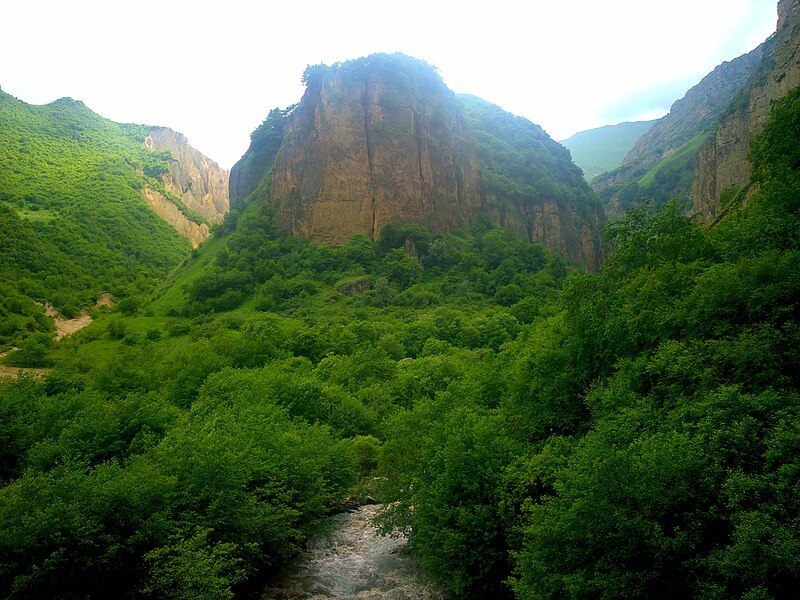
592, 44, 766, 217
231, 54, 604, 270
145, 127, 230, 226
268, 56, 483, 244
623, 47, 764, 172
457, 94, 604, 271
692, 0, 798, 222
141, 187, 210, 248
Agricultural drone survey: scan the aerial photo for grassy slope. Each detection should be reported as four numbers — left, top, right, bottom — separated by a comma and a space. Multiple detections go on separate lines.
636, 130, 709, 189
0, 91, 190, 346
599, 131, 712, 218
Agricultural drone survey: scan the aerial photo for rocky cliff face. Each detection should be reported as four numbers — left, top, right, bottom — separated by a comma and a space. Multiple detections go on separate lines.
141, 188, 210, 248
268, 56, 483, 245
692, 0, 798, 222
144, 127, 230, 226
457, 94, 604, 271
232, 54, 604, 270
624, 47, 764, 171
592, 46, 764, 208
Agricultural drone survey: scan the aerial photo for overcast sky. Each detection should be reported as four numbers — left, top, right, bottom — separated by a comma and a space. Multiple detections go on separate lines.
1, 1, 778, 169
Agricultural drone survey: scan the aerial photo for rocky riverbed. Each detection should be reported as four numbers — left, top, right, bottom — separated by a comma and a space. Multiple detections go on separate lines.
262, 505, 448, 599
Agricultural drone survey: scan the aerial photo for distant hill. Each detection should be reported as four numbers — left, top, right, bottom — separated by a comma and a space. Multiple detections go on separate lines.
560, 120, 657, 181
0, 91, 193, 345
231, 53, 604, 270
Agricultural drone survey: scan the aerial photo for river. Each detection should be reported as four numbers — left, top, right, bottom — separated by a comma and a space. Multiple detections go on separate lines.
262, 504, 449, 599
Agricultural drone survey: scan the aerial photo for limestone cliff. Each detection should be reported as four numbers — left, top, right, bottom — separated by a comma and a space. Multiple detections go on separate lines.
231, 54, 604, 270
144, 127, 230, 226
141, 188, 210, 248
692, 0, 797, 222
268, 56, 483, 244
592, 45, 765, 217
622, 46, 764, 172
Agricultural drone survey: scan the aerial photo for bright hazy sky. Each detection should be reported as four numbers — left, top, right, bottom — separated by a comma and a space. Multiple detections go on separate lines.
1, 1, 778, 169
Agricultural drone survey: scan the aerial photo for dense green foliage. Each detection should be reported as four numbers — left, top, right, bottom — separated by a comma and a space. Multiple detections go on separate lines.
560, 120, 656, 181
2, 80, 799, 600
459, 94, 600, 220
303, 53, 447, 92
376, 87, 800, 599
0, 175, 570, 597
0, 91, 190, 346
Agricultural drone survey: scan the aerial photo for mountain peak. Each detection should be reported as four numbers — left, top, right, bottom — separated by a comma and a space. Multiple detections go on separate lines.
231, 55, 604, 270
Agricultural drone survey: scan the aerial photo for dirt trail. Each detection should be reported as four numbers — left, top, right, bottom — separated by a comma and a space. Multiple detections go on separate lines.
44, 293, 112, 341
0, 294, 113, 378
262, 504, 448, 599
42, 302, 92, 341
0, 350, 50, 378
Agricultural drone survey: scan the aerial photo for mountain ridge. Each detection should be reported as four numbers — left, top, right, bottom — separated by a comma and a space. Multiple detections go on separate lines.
560, 120, 657, 181
692, 0, 800, 221
591, 43, 766, 217
232, 54, 604, 270
0, 90, 224, 344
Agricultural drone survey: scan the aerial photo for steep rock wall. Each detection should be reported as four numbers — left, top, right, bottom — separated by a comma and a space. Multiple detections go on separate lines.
457, 95, 604, 271
592, 46, 764, 217
141, 188, 210, 248
269, 60, 483, 245
145, 127, 230, 225
692, 0, 797, 221
623, 47, 764, 172
232, 54, 604, 270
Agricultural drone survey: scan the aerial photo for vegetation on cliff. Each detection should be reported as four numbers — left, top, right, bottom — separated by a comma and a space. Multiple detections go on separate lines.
231, 54, 604, 269
600, 131, 711, 217
0, 91, 191, 346
460, 93, 601, 212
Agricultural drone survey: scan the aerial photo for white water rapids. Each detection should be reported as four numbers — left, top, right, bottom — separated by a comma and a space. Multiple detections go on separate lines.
262, 505, 449, 599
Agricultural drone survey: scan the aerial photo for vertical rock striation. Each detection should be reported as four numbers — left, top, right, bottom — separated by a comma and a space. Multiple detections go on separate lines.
692, 0, 797, 222
268, 56, 483, 245
232, 54, 604, 270
145, 127, 230, 225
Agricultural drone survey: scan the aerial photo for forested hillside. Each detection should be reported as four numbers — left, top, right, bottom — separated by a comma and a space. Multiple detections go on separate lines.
1, 74, 799, 600
379, 84, 800, 598
0, 91, 191, 348
458, 94, 604, 270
